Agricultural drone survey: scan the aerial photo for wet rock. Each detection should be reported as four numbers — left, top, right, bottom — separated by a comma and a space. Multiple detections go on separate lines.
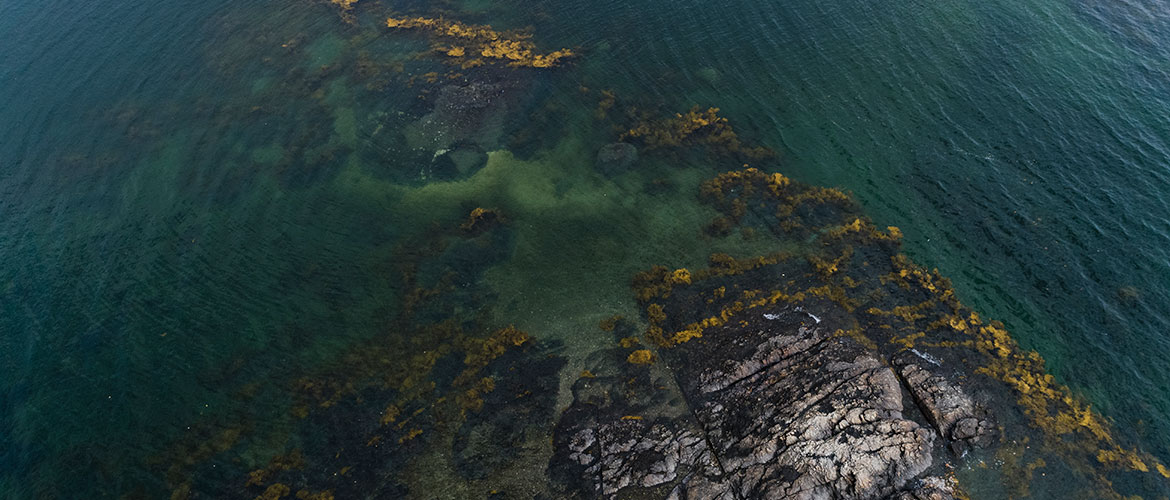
551, 345, 707, 497
892, 352, 996, 455
552, 307, 938, 499
672, 309, 935, 499
595, 142, 639, 176
895, 476, 956, 500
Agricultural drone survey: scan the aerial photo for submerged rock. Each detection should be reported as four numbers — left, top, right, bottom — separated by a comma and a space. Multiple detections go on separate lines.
446, 146, 489, 175
696, 67, 721, 85
429, 144, 489, 180
551, 307, 979, 499
406, 81, 514, 152
595, 142, 639, 176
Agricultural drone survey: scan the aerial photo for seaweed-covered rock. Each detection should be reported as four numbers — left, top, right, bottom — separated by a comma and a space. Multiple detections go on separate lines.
453, 349, 567, 480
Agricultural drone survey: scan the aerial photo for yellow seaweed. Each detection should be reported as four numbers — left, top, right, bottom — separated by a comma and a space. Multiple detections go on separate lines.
627, 349, 656, 364
385, 16, 574, 68
620, 107, 774, 159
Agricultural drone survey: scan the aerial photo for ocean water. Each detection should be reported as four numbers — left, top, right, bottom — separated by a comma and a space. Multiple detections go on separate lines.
2, 0, 1169, 497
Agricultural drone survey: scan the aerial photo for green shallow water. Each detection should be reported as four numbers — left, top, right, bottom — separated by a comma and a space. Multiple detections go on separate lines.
2, 0, 1170, 497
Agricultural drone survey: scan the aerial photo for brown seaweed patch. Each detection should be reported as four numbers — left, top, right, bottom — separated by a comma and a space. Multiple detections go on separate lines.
619, 106, 774, 160
385, 16, 575, 68
599, 315, 623, 332
699, 167, 856, 234
626, 349, 656, 365
326, 0, 358, 24
254, 483, 291, 500
460, 207, 502, 234
294, 490, 335, 500
246, 450, 306, 488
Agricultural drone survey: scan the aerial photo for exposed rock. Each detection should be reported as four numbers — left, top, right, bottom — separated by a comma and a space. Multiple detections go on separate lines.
552, 307, 939, 499
892, 352, 996, 455
595, 142, 639, 176
894, 476, 957, 500
551, 346, 705, 497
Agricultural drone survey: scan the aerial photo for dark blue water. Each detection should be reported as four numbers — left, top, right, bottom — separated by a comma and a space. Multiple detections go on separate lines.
3, 0, 1170, 497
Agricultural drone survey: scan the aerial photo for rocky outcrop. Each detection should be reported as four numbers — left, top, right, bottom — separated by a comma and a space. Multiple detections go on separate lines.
675, 312, 936, 500
893, 352, 996, 455
895, 476, 961, 500
551, 306, 992, 499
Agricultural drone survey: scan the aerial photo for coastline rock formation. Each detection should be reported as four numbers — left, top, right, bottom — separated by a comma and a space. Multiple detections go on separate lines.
893, 352, 997, 456
551, 305, 994, 499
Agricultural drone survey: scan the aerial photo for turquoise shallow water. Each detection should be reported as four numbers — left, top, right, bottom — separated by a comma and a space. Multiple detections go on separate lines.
2, 0, 1170, 497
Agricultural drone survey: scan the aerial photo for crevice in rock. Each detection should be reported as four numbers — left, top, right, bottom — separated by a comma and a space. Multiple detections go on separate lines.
891, 357, 948, 444
663, 355, 730, 480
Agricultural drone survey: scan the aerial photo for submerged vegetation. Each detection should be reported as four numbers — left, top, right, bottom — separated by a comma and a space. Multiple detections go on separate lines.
619, 106, 775, 161
155, 208, 565, 499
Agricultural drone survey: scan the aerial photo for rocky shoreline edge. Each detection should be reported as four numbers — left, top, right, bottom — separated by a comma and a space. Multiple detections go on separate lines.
549, 301, 994, 500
